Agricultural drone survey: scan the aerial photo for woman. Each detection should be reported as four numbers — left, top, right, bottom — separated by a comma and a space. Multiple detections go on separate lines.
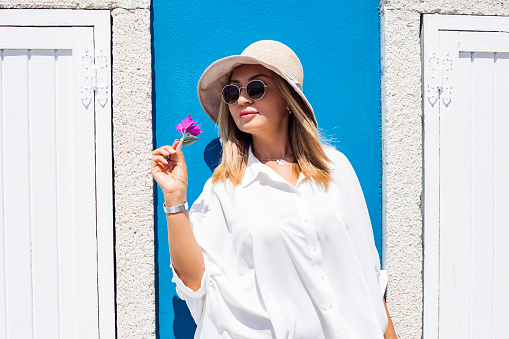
152, 40, 397, 338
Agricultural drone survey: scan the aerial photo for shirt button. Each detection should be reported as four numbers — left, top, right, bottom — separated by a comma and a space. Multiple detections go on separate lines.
320, 273, 326, 279
304, 218, 309, 222
312, 247, 318, 252
328, 304, 333, 309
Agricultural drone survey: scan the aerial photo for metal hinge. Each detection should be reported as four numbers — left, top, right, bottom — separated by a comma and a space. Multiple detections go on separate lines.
81, 49, 109, 108
427, 52, 453, 106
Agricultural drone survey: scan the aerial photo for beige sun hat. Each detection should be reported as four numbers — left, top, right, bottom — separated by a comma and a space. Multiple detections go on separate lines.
197, 40, 316, 126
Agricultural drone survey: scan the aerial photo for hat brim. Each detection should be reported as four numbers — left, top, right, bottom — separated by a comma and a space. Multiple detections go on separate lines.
197, 55, 316, 126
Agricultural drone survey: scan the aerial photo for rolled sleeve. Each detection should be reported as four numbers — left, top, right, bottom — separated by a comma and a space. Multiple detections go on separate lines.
171, 261, 208, 299
171, 258, 208, 323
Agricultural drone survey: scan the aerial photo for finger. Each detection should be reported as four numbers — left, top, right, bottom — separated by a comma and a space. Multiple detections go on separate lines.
164, 144, 178, 154
175, 142, 187, 171
152, 147, 173, 157
152, 155, 168, 165
171, 139, 179, 151
175, 141, 185, 160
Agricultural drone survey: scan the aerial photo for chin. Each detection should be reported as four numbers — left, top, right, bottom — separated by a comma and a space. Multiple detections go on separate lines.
236, 121, 263, 134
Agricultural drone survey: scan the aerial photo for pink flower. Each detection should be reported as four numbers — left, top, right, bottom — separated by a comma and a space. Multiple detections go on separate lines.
176, 115, 202, 146
176, 115, 202, 137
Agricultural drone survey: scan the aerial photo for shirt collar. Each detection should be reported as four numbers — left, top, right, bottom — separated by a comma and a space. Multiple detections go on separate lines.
241, 147, 306, 188
240, 147, 266, 188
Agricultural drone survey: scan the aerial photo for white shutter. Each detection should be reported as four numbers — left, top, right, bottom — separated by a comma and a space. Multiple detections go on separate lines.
0, 11, 113, 339
423, 15, 509, 339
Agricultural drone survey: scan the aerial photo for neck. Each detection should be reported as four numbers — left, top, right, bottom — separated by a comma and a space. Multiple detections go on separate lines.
251, 134, 292, 160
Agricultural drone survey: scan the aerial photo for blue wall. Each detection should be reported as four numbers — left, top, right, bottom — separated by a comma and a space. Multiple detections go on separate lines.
152, 1, 381, 337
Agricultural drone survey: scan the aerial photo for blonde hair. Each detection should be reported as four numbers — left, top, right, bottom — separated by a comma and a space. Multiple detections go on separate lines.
211, 71, 333, 189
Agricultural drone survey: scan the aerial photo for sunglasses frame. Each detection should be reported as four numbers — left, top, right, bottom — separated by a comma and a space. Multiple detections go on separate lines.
221, 80, 269, 105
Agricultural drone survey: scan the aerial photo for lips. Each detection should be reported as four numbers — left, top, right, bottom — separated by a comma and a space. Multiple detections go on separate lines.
240, 108, 258, 119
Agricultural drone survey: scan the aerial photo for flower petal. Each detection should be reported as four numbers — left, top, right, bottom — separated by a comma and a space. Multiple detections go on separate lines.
176, 115, 190, 132
182, 115, 195, 129
187, 124, 202, 136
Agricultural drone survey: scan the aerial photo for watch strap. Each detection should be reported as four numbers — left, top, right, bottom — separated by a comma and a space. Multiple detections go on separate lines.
163, 201, 188, 214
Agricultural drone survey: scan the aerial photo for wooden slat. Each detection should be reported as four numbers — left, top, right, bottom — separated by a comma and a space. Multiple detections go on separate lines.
422, 14, 509, 33
0, 9, 110, 28
71, 28, 100, 338
82, 22, 116, 337
493, 53, 509, 338
0, 27, 74, 49
29, 50, 60, 337
2, 50, 33, 338
470, 52, 495, 339
438, 30, 460, 338
459, 32, 509, 53
0, 50, 6, 339
457, 52, 473, 339
55, 49, 78, 338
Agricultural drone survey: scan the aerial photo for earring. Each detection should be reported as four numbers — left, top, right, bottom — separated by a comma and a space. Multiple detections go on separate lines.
288, 108, 293, 115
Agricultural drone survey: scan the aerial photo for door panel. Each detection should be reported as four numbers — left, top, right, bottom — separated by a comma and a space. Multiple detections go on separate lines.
0, 22, 112, 339
423, 15, 509, 338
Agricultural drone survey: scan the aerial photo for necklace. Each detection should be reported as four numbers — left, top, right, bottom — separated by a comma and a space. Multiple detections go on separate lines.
258, 152, 294, 167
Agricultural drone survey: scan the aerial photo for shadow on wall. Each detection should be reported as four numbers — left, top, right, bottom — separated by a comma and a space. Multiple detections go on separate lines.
173, 297, 196, 338
204, 137, 222, 172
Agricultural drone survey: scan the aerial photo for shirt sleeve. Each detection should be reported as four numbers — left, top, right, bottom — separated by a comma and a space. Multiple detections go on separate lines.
334, 151, 389, 329
335, 153, 381, 273
170, 178, 226, 324
171, 260, 208, 322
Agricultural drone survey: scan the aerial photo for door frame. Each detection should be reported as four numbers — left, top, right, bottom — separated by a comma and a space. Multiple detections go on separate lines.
0, 9, 114, 337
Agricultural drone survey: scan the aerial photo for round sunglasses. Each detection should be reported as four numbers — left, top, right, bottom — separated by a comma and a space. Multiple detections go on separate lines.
221, 80, 269, 105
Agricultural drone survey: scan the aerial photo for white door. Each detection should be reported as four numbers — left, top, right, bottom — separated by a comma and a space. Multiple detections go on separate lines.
423, 15, 509, 339
0, 11, 113, 339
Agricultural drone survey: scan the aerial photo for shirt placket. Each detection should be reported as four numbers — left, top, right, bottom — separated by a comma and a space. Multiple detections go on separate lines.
293, 187, 345, 338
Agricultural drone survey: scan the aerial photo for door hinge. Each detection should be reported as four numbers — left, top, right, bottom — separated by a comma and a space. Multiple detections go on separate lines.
427, 52, 453, 106
81, 49, 109, 108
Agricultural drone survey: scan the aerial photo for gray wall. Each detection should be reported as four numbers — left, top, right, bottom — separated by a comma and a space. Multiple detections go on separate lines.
382, 1, 509, 337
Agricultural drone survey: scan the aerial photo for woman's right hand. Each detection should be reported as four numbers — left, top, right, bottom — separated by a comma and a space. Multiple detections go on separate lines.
151, 140, 188, 202
152, 141, 205, 292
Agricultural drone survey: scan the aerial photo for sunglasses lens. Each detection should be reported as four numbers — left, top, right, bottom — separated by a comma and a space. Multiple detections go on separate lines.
222, 85, 240, 104
246, 80, 266, 100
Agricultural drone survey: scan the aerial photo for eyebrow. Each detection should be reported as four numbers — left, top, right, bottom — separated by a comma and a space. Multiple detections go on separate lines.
230, 73, 270, 84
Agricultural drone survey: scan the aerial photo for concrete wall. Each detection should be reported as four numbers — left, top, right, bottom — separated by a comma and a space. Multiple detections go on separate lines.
0, 1, 155, 338
381, 1, 509, 338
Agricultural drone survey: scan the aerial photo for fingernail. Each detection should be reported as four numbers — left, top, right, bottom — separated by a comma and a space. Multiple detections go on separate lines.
162, 151, 170, 156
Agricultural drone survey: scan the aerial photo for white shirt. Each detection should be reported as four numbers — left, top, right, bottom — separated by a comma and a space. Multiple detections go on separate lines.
172, 147, 388, 338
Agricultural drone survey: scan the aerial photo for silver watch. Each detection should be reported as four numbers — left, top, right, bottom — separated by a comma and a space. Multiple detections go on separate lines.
163, 201, 188, 214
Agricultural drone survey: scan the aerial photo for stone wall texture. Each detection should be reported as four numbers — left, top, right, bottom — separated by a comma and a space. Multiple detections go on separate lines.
0, 1, 155, 338
382, 0, 509, 338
